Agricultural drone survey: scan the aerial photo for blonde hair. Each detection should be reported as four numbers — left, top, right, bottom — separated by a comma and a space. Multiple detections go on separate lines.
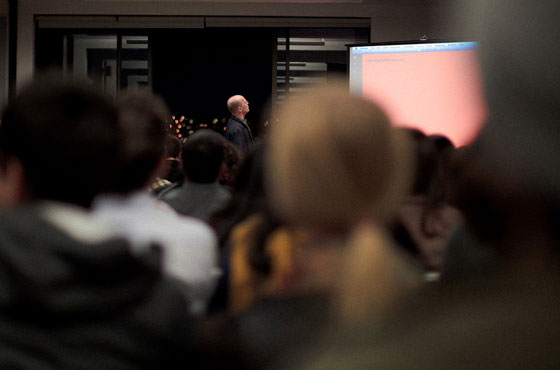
265, 83, 420, 321
336, 221, 421, 322
267, 82, 413, 230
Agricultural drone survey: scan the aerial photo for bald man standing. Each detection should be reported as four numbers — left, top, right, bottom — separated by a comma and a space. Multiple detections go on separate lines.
225, 95, 253, 152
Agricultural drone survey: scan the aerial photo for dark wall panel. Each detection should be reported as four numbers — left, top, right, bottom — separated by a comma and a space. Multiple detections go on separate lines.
35, 28, 65, 75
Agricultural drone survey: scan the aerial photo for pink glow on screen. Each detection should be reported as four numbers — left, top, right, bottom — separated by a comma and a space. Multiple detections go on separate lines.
360, 49, 487, 147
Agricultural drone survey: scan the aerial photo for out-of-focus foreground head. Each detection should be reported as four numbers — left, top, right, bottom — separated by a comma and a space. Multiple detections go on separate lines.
0, 76, 120, 208
457, 0, 560, 199
266, 82, 413, 230
108, 91, 170, 194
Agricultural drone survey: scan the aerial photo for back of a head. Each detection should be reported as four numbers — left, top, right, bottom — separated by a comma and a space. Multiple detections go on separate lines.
0, 77, 120, 207
430, 134, 454, 154
446, 1, 560, 255
182, 129, 225, 183
457, 1, 560, 201
267, 82, 413, 230
106, 91, 169, 194
405, 130, 451, 196
218, 138, 242, 188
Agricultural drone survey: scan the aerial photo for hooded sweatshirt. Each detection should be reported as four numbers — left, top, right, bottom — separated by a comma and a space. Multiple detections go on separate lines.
0, 203, 197, 370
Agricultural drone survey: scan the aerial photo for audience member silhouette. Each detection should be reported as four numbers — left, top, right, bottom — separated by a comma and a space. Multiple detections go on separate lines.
164, 135, 185, 184
220, 82, 418, 370
266, 82, 420, 323
91, 91, 220, 315
206, 143, 271, 313
390, 129, 462, 274
159, 129, 231, 222
286, 1, 560, 369
0, 78, 119, 208
217, 138, 242, 189
0, 77, 200, 369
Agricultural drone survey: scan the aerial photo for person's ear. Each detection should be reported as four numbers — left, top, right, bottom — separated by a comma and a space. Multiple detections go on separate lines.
0, 157, 29, 207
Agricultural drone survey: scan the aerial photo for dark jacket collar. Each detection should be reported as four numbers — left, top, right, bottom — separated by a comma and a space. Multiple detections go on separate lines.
230, 115, 253, 138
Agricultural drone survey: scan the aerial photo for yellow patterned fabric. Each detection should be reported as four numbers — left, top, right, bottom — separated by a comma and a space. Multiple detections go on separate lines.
228, 214, 308, 314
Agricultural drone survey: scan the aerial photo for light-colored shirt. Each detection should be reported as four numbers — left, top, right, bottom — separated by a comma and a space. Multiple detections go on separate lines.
91, 191, 220, 314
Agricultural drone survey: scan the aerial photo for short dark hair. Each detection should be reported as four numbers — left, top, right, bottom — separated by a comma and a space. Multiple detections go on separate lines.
0, 77, 120, 207
182, 130, 225, 183
106, 92, 169, 193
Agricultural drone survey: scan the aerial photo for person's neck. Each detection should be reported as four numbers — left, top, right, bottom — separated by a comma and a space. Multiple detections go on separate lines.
233, 113, 246, 120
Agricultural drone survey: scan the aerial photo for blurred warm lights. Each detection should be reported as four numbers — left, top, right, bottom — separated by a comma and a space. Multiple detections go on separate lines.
169, 114, 229, 140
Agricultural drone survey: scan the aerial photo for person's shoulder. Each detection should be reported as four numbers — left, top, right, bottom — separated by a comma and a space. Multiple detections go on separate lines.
215, 182, 232, 191
226, 118, 241, 130
150, 197, 217, 242
158, 182, 184, 200
214, 183, 233, 198
176, 212, 216, 235
149, 178, 173, 195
